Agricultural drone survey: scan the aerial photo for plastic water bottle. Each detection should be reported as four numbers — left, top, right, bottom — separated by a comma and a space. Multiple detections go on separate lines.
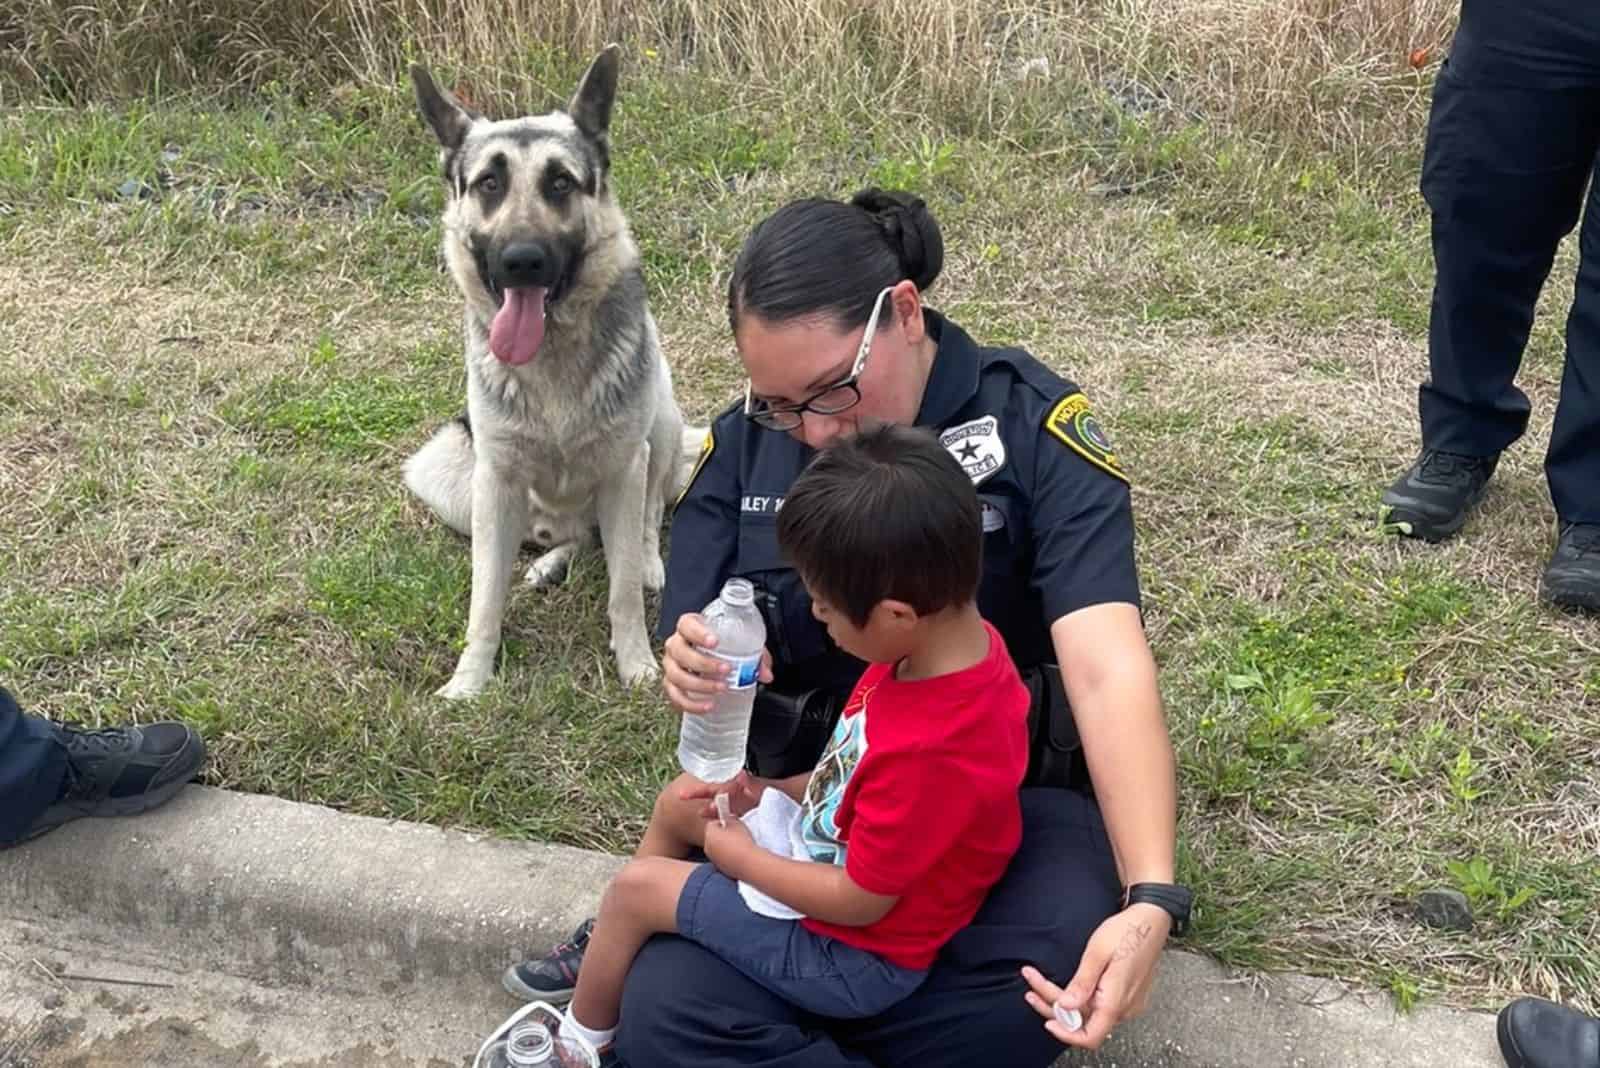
483, 1020, 558, 1067
473, 1002, 595, 1068
678, 578, 766, 783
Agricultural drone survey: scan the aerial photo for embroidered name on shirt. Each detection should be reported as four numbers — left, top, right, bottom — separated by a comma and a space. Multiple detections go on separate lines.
741, 495, 785, 515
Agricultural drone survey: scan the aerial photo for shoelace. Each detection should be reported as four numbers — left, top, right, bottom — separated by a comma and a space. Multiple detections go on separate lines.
1419, 450, 1486, 482
55, 727, 132, 799
1562, 524, 1600, 556
61, 726, 133, 756
552, 924, 592, 957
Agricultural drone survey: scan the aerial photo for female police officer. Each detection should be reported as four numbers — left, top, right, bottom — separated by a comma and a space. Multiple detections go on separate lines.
626, 188, 1184, 1067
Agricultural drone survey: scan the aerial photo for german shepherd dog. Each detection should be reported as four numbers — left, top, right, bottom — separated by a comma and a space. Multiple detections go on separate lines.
403, 48, 699, 697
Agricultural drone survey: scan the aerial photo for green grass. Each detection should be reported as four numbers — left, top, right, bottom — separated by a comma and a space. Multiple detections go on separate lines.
2, 64, 1596, 1019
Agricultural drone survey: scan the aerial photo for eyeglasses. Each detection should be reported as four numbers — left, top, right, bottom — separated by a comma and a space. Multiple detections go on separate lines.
744, 286, 894, 432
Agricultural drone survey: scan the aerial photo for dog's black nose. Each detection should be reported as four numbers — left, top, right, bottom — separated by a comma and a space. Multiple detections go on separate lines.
498, 242, 550, 287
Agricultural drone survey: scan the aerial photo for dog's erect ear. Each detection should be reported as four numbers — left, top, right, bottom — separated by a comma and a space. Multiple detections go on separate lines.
410, 65, 478, 151
568, 44, 621, 141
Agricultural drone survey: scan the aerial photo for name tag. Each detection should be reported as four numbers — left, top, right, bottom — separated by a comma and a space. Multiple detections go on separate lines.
741, 494, 785, 515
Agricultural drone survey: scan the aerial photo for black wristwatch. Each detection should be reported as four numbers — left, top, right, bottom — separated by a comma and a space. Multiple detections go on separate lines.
1123, 882, 1193, 937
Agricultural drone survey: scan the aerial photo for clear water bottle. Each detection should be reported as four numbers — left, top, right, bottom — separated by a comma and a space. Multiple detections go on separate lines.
473, 1002, 595, 1068
483, 1020, 557, 1067
678, 578, 766, 783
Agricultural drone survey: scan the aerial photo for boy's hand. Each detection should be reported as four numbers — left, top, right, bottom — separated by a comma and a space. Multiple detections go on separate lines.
679, 770, 764, 820
703, 816, 757, 878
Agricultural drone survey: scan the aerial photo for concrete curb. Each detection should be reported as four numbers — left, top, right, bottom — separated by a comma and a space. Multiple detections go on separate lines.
0, 785, 621, 1004
1, 786, 1505, 1067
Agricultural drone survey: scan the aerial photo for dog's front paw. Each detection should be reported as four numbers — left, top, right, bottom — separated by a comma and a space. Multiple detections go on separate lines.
437, 647, 496, 700
436, 673, 488, 701
614, 641, 661, 688
643, 553, 666, 594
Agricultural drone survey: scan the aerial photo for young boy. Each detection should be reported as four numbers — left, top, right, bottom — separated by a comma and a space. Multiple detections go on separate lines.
516, 424, 1032, 1063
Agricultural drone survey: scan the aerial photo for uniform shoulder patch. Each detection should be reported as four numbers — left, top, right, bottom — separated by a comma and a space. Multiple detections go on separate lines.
1044, 392, 1128, 483
673, 426, 717, 512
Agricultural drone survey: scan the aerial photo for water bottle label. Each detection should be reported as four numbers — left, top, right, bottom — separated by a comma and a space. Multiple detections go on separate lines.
712, 651, 762, 690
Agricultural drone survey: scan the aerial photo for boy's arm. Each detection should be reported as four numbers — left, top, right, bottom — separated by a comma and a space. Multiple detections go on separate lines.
704, 820, 896, 927
680, 770, 812, 817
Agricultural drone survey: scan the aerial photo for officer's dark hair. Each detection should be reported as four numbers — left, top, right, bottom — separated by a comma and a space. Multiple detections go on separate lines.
727, 188, 945, 333
776, 423, 980, 629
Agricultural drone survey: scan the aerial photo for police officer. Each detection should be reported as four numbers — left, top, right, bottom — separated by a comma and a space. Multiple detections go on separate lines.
1380, 0, 1600, 611
0, 685, 207, 849
634, 189, 1184, 1067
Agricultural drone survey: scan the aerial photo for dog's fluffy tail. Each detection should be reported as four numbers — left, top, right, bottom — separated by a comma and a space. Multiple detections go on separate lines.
403, 417, 475, 538
406, 417, 708, 537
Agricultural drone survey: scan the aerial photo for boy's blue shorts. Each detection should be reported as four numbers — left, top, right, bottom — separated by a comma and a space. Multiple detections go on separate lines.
676, 863, 928, 1019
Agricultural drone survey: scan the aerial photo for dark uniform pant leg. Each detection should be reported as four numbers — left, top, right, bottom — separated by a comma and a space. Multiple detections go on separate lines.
0, 687, 67, 846
1549, 156, 1600, 523
837, 789, 1120, 1068
618, 936, 878, 1068
616, 790, 1120, 1068
1417, 2, 1600, 462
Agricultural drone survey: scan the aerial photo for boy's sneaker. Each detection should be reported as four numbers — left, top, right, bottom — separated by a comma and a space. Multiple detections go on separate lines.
504, 919, 594, 1003
1541, 523, 1600, 613
13, 721, 206, 846
1379, 449, 1499, 542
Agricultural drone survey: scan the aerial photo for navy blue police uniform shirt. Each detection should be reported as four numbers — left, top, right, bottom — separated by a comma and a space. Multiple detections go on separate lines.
658, 310, 1142, 696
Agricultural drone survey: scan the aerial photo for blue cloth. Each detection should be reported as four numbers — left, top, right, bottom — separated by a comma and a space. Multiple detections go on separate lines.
0, 687, 68, 846
618, 788, 1121, 1068
676, 864, 928, 1020
1417, 0, 1600, 521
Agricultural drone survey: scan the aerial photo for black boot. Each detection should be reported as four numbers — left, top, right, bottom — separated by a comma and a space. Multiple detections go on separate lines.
1498, 997, 1600, 1068
1541, 523, 1600, 613
1380, 449, 1499, 542
13, 720, 207, 846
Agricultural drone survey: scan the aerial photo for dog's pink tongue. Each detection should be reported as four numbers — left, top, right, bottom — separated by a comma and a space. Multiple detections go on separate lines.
489, 287, 547, 365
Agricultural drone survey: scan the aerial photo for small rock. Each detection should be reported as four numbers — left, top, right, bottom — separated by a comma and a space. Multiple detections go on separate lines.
161, 145, 182, 164
116, 178, 155, 201
1010, 57, 1050, 82
43, 993, 63, 1011
1415, 888, 1473, 931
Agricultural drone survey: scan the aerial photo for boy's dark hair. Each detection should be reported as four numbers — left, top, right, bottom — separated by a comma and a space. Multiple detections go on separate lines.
776, 424, 981, 628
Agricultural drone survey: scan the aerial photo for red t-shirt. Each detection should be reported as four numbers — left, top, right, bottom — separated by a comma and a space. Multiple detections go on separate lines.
797, 621, 1030, 970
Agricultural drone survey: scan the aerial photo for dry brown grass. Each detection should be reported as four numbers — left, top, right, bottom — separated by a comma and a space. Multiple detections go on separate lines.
6, 0, 1456, 158
5, 22, 1598, 1007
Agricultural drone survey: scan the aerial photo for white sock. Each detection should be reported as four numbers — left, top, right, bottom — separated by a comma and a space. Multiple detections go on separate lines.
561, 1009, 617, 1053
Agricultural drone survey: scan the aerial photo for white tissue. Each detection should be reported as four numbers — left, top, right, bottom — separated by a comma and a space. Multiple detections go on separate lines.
735, 788, 808, 920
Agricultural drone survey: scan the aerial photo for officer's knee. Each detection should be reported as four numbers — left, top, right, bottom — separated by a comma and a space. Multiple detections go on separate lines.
617, 937, 713, 1057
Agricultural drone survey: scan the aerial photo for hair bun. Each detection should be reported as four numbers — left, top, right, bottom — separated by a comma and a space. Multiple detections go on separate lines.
850, 188, 944, 291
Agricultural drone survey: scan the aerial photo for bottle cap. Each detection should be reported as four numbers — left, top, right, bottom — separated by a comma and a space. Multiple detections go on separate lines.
1053, 1004, 1083, 1032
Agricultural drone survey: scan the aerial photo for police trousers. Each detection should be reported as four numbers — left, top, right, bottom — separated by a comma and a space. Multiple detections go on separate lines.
616, 788, 1121, 1068
0, 687, 67, 846
1419, 0, 1600, 521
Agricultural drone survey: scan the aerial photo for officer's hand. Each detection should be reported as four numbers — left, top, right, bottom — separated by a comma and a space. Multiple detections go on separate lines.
1022, 904, 1170, 1050
663, 613, 725, 714
663, 613, 777, 715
